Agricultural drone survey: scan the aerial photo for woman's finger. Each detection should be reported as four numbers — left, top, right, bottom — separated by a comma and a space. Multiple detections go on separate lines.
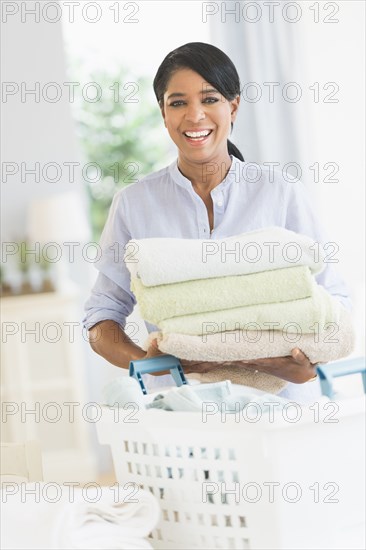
150, 338, 158, 349
145, 339, 164, 358
291, 348, 310, 364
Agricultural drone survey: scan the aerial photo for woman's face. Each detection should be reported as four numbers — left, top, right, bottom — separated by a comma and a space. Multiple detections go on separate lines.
161, 68, 240, 163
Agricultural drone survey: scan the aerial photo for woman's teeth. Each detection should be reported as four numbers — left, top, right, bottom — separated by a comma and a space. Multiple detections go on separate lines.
184, 130, 212, 140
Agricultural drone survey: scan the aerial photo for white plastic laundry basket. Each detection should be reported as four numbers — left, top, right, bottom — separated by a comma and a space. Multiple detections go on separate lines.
96, 367, 365, 550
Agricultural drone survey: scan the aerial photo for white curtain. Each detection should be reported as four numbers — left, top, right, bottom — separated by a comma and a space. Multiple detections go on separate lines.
209, 0, 365, 357
209, 1, 315, 174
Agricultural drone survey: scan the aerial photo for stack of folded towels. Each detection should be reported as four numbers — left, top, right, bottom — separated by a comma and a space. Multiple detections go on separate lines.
126, 227, 355, 393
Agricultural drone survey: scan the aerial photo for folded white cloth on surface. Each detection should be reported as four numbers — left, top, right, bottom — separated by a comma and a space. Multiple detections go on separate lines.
1, 483, 69, 550
146, 306, 355, 365
125, 226, 325, 286
52, 485, 160, 550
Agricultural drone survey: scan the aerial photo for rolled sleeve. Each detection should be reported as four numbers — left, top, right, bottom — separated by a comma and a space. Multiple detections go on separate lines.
83, 272, 136, 330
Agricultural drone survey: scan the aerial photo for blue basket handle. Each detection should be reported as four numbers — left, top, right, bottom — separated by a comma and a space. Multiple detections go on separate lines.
129, 355, 188, 395
317, 357, 366, 398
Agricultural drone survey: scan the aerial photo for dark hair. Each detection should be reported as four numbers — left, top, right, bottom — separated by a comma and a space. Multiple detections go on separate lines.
153, 42, 244, 162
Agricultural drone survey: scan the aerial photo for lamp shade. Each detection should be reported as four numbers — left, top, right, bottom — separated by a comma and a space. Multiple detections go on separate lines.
26, 192, 91, 244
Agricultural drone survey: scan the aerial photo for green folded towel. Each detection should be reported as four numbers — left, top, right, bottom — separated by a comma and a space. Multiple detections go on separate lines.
158, 285, 340, 335
131, 266, 315, 325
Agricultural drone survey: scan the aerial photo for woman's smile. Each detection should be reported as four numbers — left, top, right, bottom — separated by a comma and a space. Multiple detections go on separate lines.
182, 128, 213, 146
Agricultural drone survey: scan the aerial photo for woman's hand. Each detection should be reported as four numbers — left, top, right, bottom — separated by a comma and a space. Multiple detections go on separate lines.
142, 342, 318, 383
180, 348, 318, 384
143, 339, 172, 376
241, 348, 318, 384
144, 338, 164, 360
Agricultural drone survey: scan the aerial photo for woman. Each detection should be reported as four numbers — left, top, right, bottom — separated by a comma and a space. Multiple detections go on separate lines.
83, 42, 350, 401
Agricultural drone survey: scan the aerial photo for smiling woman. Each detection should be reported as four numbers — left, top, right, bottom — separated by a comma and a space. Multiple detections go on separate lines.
159, 67, 240, 187
83, 42, 352, 402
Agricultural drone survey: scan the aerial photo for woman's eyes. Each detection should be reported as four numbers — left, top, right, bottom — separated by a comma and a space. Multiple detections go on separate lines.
169, 97, 219, 107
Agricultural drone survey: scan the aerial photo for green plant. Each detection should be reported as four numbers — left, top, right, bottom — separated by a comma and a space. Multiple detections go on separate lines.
17, 241, 33, 274
70, 63, 172, 240
14, 241, 51, 275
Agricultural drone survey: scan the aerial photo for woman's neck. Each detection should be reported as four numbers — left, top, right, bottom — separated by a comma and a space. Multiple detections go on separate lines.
177, 153, 233, 194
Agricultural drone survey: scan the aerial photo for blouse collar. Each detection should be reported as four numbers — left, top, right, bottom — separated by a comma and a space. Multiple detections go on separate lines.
168, 154, 240, 192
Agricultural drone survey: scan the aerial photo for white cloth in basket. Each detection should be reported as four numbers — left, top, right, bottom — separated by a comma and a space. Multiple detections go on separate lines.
102, 376, 146, 408
146, 382, 290, 413
103, 378, 290, 413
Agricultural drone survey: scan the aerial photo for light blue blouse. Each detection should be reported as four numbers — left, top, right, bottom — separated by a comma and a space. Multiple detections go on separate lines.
84, 154, 350, 330
83, 155, 351, 402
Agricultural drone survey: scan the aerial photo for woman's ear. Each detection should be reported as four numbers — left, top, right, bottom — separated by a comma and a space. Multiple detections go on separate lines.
230, 94, 241, 122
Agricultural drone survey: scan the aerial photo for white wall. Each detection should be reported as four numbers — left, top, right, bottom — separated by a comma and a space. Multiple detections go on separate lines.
1, 4, 107, 472
2, 11, 82, 237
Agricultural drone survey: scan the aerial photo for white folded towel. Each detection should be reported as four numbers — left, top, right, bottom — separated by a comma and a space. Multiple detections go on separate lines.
125, 226, 325, 286
52, 486, 160, 550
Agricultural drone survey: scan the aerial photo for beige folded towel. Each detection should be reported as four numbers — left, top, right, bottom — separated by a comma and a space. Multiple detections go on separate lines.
145, 307, 355, 393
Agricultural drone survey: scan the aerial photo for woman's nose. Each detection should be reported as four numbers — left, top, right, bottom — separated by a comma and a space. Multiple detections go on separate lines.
185, 104, 205, 123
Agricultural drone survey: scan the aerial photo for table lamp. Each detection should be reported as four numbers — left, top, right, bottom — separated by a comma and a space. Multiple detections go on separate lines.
26, 191, 91, 292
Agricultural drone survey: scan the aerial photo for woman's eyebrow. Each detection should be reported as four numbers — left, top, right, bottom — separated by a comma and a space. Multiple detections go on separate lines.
166, 88, 220, 100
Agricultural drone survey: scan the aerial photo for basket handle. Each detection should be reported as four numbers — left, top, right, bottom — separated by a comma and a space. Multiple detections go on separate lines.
317, 357, 366, 398
129, 355, 188, 394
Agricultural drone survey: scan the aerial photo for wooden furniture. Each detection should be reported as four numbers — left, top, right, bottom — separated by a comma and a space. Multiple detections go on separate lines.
0, 290, 97, 482
0, 440, 43, 482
